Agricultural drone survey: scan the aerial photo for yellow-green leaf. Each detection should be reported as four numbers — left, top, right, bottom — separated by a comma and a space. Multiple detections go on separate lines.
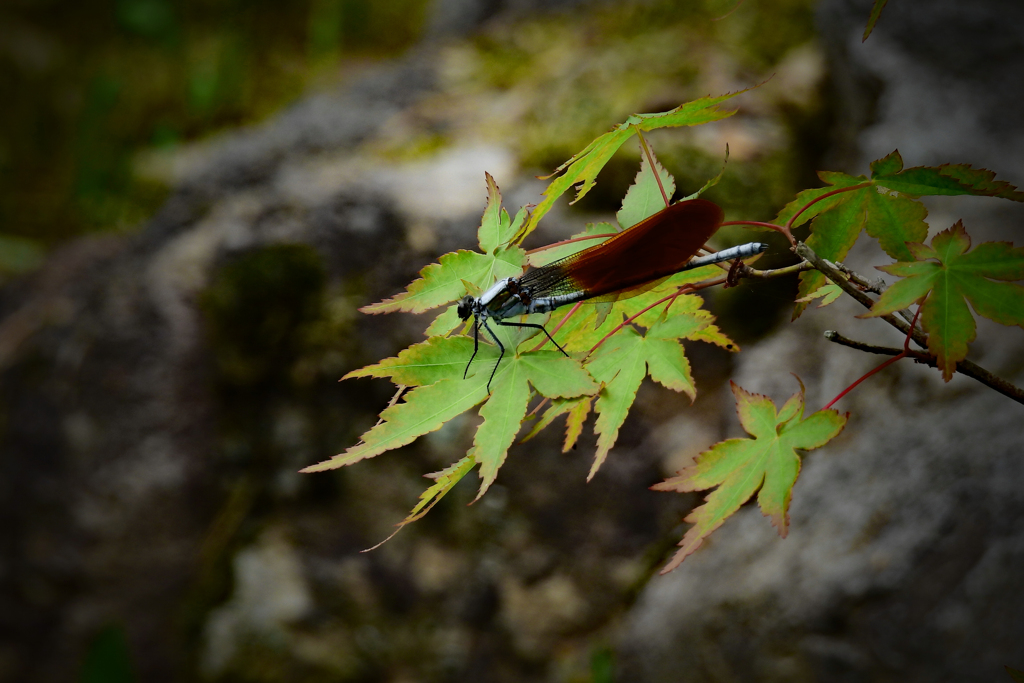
652, 382, 847, 573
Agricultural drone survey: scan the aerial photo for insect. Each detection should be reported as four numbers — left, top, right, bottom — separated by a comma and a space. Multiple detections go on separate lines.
457, 198, 767, 391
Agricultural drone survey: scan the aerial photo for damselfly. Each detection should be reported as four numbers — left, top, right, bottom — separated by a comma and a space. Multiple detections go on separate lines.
457, 198, 767, 390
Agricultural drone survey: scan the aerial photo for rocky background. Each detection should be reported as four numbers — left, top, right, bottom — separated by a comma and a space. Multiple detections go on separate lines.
1, 0, 1023, 681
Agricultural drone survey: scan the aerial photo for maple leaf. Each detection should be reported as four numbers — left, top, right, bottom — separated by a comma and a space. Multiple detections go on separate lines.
652, 381, 847, 573
870, 149, 1024, 202
788, 150, 1023, 318
584, 301, 726, 480
478, 172, 527, 254
303, 326, 597, 477
520, 395, 594, 452
1006, 666, 1024, 683
862, 221, 1024, 381
862, 0, 888, 41
464, 324, 599, 498
362, 174, 526, 315
796, 282, 843, 308
516, 88, 756, 243
616, 144, 676, 230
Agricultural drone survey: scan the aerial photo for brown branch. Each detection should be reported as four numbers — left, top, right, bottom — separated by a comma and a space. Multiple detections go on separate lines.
794, 242, 930, 349
833, 262, 883, 295
734, 260, 816, 280
795, 241, 1024, 405
823, 330, 1024, 406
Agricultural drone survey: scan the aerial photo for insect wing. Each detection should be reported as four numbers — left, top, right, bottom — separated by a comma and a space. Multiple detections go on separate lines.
519, 199, 723, 300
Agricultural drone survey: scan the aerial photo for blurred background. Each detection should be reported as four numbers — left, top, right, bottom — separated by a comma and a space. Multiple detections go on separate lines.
1, 0, 1023, 681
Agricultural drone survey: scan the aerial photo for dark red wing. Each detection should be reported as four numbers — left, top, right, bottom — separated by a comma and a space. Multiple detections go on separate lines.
545, 199, 723, 298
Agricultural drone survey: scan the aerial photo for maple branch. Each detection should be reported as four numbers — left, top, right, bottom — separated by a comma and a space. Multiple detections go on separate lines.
833, 262, 883, 295
796, 242, 1024, 406
794, 242, 930, 349
823, 331, 918, 358
822, 331, 1024, 406
733, 260, 816, 280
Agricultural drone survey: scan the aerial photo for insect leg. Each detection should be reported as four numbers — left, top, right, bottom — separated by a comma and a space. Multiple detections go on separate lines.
495, 320, 569, 358
481, 319, 505, 393
463, 316, 480, 380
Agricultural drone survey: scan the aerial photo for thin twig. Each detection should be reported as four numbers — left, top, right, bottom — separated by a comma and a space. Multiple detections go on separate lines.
786, 182, 871, 231
735, 260, 816, 280
824, 331, 1024, 405
822, 300, 925, 410
531, 301, 583, 352
824, 331, 921, 359
635, 127, 671, 208
834, 262, 883, 294
795, 242, 928, 348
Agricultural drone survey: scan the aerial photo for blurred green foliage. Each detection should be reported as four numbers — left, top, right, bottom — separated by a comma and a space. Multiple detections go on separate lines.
80, 624, 135, 683
200, 244, 327, 388
0, 0, 428, 251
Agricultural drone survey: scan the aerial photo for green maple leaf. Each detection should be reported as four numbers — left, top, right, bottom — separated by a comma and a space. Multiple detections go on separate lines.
786, 172, 928, 316
301, 375, 490, 472
520, 395, 594, 452
870, 149, 1024, 201
616, 144, 676, 230
478, 172, 527, 254
773, 171, 866, 229
306, 327, 597, 492
788, 150, 1023, 318
301, 336, 492, 472
362, 247, 525, 315
1006, 666, 1024, 683
863, 221, 1024, 381
583, 303, 724, 480
516, 88, 756, 243
796, 282, 843, 308
343, 335, 477, 386
362, 174, 526, 315
469, 342, 598, 498
652, 381, 847, 573
862, 0, 889, 41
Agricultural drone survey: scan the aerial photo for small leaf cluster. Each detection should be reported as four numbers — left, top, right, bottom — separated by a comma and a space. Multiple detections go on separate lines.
783, 148, 1024, 379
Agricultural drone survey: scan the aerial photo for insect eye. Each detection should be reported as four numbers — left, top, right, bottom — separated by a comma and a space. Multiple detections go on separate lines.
456, 295, 473, 320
